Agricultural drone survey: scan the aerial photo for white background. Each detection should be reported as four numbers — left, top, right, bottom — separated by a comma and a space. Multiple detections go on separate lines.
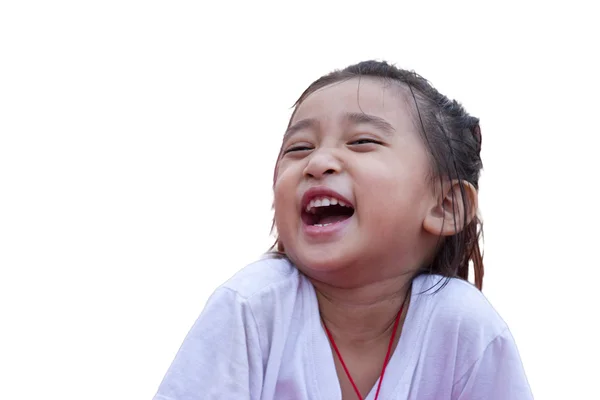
1, 1, 598, 399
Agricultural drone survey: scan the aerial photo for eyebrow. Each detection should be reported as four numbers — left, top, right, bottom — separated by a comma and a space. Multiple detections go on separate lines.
283, 112, 396, 142
283, 118, 318, 143
345, 112, 396, 136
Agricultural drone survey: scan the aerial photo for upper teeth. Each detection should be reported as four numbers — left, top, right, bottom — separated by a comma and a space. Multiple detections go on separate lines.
306, 196, 350, 213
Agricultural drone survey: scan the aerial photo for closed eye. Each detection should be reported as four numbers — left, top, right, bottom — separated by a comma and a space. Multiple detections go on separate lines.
349, 138, 382, 146
284, 145, 313, 154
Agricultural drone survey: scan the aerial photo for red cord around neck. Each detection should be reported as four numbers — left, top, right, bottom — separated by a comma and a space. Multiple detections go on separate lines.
322, 296, 407, 400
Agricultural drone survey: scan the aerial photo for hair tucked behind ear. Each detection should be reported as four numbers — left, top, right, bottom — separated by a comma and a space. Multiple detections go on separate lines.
269, 60, 484, 290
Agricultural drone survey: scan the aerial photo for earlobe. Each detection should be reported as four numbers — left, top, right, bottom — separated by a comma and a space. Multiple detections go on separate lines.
423, 180, 478, 236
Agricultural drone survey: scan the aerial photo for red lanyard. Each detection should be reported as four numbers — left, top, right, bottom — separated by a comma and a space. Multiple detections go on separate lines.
322, 298, 406, 400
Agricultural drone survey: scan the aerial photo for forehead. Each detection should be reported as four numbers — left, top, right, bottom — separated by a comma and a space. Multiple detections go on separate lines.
291, 78, 416, 131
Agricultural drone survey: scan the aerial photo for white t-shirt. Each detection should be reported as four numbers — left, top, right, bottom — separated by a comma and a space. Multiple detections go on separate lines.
154, 257, 533, 400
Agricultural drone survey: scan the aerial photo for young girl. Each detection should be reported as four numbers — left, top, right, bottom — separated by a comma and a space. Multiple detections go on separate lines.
153, 60, 533, 400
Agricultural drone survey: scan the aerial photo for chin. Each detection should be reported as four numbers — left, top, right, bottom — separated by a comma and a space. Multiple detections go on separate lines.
285, 243, 358, 277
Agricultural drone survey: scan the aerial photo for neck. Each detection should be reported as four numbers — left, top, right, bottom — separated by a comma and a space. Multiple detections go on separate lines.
311, 274, 412, 349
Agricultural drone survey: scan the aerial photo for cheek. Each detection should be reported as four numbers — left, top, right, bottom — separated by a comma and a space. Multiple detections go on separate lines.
273, 172, 298, 230
357, 163, 431, 225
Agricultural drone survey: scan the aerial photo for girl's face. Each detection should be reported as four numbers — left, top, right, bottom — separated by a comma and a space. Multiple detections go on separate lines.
274, 78, 437, 283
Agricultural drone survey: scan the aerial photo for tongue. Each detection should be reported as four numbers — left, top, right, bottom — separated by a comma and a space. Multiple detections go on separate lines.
318, 214, 350, 225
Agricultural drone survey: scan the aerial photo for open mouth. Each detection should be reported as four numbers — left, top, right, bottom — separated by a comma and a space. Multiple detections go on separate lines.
301, 196, 355, 227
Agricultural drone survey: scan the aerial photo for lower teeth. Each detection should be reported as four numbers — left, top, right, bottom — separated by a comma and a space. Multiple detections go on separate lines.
314, 223, 332, 227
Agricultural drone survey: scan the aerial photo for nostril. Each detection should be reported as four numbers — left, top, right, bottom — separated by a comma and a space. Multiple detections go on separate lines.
304, 169, 335, 179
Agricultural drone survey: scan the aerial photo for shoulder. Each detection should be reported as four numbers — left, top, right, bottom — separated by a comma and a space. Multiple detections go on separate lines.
218, 255, 303, 300
196, 256, 311, 350
206, 255, 311, 331
411, 274, 507, 349
409, 275, 520, 384
153, 260, 294, 399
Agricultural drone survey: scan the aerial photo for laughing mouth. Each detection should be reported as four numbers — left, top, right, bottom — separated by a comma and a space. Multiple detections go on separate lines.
301, 196, 355, 227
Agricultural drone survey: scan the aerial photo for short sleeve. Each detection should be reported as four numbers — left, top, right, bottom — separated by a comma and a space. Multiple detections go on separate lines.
452, 328, 533, 400
153, 288, 264, 400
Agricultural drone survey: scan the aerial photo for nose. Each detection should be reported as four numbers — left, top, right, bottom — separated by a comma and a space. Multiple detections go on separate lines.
303, 148, 342, 179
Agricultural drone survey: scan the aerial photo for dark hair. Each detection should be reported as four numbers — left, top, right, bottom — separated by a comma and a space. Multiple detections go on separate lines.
270, 60, 484, 290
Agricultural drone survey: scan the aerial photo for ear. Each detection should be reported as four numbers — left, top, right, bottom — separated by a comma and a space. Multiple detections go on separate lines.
423, 180, 478, 236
